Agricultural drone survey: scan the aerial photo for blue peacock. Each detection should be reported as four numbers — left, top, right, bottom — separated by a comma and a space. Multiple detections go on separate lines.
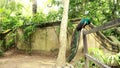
67, 18, 91, 62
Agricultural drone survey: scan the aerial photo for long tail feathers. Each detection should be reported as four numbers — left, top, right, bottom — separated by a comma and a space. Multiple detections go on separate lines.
67, 28, 81, 62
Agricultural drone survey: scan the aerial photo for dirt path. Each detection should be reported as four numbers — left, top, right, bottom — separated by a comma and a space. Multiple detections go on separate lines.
0, 50, 57, 68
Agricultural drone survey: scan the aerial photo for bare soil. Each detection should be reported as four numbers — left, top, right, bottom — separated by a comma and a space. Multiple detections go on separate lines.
0, 49, 57, 68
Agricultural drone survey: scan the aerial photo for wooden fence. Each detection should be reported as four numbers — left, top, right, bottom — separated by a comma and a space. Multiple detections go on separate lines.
83, 18, 120, 68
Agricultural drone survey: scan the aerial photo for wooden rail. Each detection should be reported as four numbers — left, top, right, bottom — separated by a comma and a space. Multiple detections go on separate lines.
82, 18, 120, 68
85, 54, 110, 68
84, 18, 120, 35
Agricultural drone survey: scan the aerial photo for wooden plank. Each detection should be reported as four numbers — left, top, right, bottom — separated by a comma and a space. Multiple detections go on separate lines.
84, 18, 120, 34
83, 30, 89, 68
85, 54, 111, 68
88, 24, 120, 52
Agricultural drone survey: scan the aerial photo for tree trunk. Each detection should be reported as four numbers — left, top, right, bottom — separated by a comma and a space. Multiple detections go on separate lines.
32, 0, 37, 14
56, 0, 69, 67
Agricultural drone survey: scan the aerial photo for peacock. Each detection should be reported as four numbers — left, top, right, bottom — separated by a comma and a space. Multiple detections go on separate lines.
67, 18, 91, 62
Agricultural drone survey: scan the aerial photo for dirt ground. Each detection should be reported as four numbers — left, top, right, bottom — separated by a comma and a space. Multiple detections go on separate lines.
0, 49, 57, 68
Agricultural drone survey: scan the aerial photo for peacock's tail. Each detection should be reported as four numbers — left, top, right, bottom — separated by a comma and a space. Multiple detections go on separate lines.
67, 27, 81, 62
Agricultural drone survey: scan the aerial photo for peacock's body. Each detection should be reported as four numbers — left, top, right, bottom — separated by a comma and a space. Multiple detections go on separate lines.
67, 18, 90, 62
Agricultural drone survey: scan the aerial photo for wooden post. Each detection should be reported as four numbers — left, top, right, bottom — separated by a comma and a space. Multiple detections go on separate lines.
83, 29, 89, 68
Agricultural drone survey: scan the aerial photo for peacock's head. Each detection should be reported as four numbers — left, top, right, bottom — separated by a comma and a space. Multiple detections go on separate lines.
85, 18, 91, 25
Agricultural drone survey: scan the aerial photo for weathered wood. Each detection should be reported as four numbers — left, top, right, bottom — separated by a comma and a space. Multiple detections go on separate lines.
88, 24, 120, 52
82, 18, 120, 68
85, 54, 111, 68
83, 30, 89, 68
84, 18, 120, 34
95, 32, 119, 52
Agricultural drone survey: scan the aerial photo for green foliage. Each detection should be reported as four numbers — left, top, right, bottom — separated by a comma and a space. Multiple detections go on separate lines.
0, 1, 23, 30
32, 12, 47, 23
103, 27, 120, 41
69, 0, 82, 18
0, 0, 62, 54
47, 10, 62, 21
0, 41, 3, 56
74, 58, 100, 68
89, 48, 105, 63
22, 25, 36, 42
5, 38, 14, 49
66, 0, 120, 26
0, 1, 24, 53
6, 32, 16, 49
74, 58, 85, 68
107, 55, 119, 66
67, 21, 74, 34
89, 48, 120, 66
117, 53, 120, 65
75, 48, 120, 67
